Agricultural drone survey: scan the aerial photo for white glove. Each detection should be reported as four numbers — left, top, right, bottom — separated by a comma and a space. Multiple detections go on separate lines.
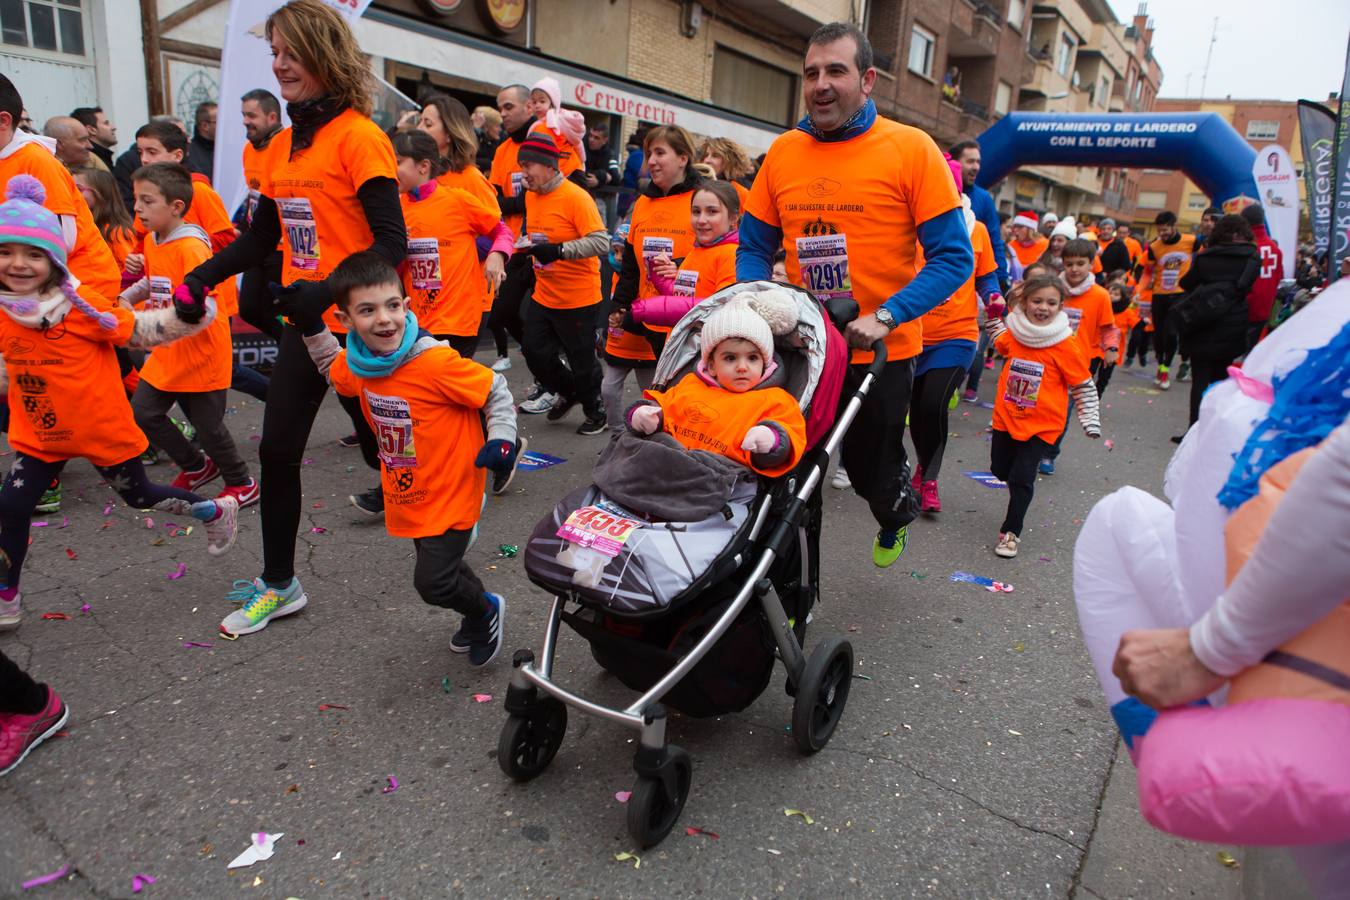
629, 404, 660, 435
741, 424, 777, 454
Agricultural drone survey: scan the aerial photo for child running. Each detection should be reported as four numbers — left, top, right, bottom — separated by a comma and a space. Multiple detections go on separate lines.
985, 276, 1100, 559
122, 163, 258, 507
627, 290, 805, 477
72, 166, 136, 278
275, 252, 519, 664
1099, 279, 1137, 395
630, 179, 740, 330
0, 174, 238, 631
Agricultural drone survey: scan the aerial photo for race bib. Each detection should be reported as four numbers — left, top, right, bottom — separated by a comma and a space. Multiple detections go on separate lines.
1004, 358, 1045, 409
147, 276, 173, 310
278, 198, 320, 271
365, 391, 417, 470
1138, 301, 1152, 322
795, 233, 852, 300
1158, 253, 1187, 292
1065, 306, 1083, 334
557, 501, 644, 558
642, 237, 675, 285
510, 171, 525, 197
406, 237, 442, 291
673, 269, 699, 297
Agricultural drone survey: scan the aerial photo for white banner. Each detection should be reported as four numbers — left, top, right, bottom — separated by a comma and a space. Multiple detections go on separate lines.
1251, 144, 1298, 279
213, 0, 375, 217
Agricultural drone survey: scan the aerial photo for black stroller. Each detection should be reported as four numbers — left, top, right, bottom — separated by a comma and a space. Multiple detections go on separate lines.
497, 282, 888, 847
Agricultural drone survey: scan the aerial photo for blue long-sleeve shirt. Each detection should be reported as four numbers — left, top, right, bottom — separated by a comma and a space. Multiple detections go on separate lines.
967, 184, 1007, 284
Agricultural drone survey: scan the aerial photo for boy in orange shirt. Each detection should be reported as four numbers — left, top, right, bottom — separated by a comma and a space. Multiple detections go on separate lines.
1038, 237, 1118, 475
121, 163, 258, 507
1098, 278, 1138, 395
985, 276, 1100, 558
294, 252, 520, 666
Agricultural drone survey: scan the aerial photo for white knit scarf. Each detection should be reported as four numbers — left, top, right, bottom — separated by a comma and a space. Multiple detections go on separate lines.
1005, 306, 1072, 348
1062, 273, 1095, 297
0, 287, 70, 329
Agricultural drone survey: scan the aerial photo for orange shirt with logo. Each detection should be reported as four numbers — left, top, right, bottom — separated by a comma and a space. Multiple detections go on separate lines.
400, 183, 501, 336
608, 187, 698, 360
1146, 234, 1197, 296
918, 220, 995, 345
523, 178, 603, 310
242, 129, 291, 251
329, 347, 494, 537
745, 117, 961, 363
262, 110, 399, 332
991, 330, 1091, 444
137, 231, 233, 392
0, 141, 121, 303
647, 373, 806, 477
1063, 282, 1114, 360
0, 292, 145, 466
489, 138, 526, 239
1010, 235, 1049, 269
673, 240, 738, 300
135, 181, 238, 315
437, 166, 502, 311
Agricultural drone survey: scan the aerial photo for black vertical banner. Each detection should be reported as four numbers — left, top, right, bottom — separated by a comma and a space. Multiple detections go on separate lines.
1298, 100, 1337, 260
1332, 33, 1350, 279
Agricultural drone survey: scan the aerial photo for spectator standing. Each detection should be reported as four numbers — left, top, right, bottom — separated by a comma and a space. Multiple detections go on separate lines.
1193, 205, 1221, 251
1039, 211, 1059, 239
1239, 203, 1283, 349
70, 107, 117, 170
698, 136, 753, 208
188, 102, 217, 183
43, 117, 96, 171
948, 140, 1008, 287
472, 105, 502, 170
583, 122, 621, 193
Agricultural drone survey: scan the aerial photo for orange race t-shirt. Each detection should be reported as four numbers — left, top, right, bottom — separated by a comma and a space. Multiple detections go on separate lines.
135, 181, 238, 316
646, 373, 806, 477
436, 166, 503, 311
529, 121, 582, 178
608, 186, 699, 359
0, 141, 121, 303
329, 346, 494, 537
1063, 282, 1114, 360
992, 330, 1091, 444
1113, 302, 1140, 337
243, 130, 291, 253
400, 183, 502, 336
523, 178, 604, 310
489, 137, 526, 239
672, 239, 738, 301
745, 116, 961, 364
105, 227, 136, 272
918, 220, 995, 345
1010, 235, 1049, 269
263, 110, 398, 332
1146, 234, 1197, 296
0, 291, 145, 466
136, 230, 233, 392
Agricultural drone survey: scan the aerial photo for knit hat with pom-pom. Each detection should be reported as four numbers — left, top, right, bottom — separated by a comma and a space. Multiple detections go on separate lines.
700, 288, 798, 366
0, 174, 118, 329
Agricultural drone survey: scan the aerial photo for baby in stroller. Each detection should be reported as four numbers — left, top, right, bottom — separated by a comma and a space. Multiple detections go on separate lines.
626, 289, 806, 477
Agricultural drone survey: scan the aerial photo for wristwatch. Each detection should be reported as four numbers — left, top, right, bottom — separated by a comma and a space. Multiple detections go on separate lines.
874, 307, 897, 330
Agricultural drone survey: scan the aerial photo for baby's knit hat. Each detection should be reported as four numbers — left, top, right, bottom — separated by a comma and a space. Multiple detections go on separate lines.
700, 288, 798, 364
0, 174, 118, 329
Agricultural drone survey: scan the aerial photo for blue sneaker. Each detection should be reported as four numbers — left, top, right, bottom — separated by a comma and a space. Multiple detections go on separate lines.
465, 593, 504, 666
1038, 459, 1055, 476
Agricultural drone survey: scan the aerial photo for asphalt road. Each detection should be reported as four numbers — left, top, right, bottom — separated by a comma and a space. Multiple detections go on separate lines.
1, 354, 1266, 898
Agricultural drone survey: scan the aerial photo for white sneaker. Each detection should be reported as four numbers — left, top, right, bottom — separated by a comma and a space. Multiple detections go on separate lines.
994, 532, 1020, 558
830, 466, 851, 490
519, 391, 558, 415
0, 592, 21, 631
204, 496, 239, 556
491, 355, 512, 372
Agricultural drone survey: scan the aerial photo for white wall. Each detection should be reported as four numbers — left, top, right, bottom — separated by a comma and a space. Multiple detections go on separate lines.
91, 0, 149, 154
0, 56, 97, 125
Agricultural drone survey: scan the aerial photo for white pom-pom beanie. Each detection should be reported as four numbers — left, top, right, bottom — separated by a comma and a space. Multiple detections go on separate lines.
700, 289, 798, 365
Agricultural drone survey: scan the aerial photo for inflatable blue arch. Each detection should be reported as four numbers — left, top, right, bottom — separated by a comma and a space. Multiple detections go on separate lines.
975, 112, 1260, 212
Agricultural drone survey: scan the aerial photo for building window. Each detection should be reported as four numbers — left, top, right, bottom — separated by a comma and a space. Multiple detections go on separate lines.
712, 46, 797, 127
1006, 0, 1025, 29
908, 24, 937, 78
995, 80, 1012, 115
1245, 120, 1280, 142
1, 0, 85, 57
1186, 193, 1208, 211
1138, 190, 1168, 209
866, 0, 901, 73
1056, 33, 1074, 76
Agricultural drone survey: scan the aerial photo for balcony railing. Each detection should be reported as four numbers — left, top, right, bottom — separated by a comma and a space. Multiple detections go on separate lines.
961, 99, 989, 121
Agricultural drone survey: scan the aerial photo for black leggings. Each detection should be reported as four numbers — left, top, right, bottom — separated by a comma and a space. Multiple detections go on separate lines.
0, 454, 208, 589
909, 365, 966, 481
489, 254, 533, 350
238, 252, 285, 341
1188, 354, 1234, 426
1151, 294, 1181, 368
258, 325, 378, 585
0, 649, 46, 715
989, 430, 1050, 536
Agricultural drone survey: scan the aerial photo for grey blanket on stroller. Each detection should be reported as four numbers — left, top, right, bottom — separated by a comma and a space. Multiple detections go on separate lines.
593, 431, 749, 521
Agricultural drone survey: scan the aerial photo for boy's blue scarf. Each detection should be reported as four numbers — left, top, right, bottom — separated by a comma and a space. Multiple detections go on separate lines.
345, 310, 424, 379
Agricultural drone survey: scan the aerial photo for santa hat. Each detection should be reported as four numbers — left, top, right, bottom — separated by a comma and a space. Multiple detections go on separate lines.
700, 289, 798, 368
1051, 216, 1078, 240
1011, 210, 1039, 230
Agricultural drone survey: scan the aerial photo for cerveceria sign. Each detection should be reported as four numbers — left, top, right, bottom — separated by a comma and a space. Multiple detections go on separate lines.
573, 81, 677, 125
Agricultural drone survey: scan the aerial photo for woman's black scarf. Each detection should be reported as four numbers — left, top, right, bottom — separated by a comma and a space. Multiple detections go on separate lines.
287, 95, 348, 155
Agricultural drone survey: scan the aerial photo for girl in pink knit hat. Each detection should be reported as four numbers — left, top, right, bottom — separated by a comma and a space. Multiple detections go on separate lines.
527, 77, 587, 174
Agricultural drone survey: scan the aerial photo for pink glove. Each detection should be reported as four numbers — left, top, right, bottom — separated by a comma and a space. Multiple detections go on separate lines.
741, 424, 777, 454
629, 404, 661, 435
986, 296, 1006, 319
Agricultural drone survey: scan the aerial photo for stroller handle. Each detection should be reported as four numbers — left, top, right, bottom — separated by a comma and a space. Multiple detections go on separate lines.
866, 339, 888, 376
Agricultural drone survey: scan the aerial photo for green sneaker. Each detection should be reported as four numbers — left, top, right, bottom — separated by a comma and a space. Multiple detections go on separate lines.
34, 481, 60, 514
219, 578, 307, 637
948, 389, 960, 411
872, 526, 908, 568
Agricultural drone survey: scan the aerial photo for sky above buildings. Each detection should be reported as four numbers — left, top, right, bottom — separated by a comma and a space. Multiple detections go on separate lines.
1106, 0, 1350, 103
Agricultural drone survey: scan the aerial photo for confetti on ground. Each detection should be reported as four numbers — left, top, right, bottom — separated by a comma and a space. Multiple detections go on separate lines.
1009, 729, 1023, 736
332, 852, 341, 861
497, 544, 518, 558
309, 527, 327, 534
1217, 850, 1240, 868
1013, 641, 1026, 652
40, 612, 71, 621
950, 572, 1014, 592
382, 776, 399, 794
285, 784, 299, 795
441, 676, 452, 693
1104, 439, 1115, 451
318, 703, 349, 711
909, 570, 928, 580
103, 502, 115, 516
64, 548, 77, 560
517, 451, 566, 471
963, 471, 1008, 489
79, 603, 91, 615
473, 693, 493, 703
614, 851, 641, 869
21, 865, 69, 889
685, 826, 719, 839
227, 833, 282, 869
615, 790, 632, 803
131, 873, 156, 893
761, 847, 782, 856
1038, 556, 1052, 562
144, 518, 154, 529
150, 537, 165, 546
784, 808, 815, 825
183, 641, 214, 649
32, 521, 48, 527
852, 674, 873, 681
167, 563, 187, 580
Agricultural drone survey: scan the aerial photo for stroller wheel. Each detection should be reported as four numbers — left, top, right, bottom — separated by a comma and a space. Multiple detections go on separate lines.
792, 636, 854, 753
626, 745, 692, 849
497, 698, 568, 781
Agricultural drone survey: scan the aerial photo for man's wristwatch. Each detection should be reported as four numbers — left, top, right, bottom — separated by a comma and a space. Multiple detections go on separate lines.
874, 307, 897, 330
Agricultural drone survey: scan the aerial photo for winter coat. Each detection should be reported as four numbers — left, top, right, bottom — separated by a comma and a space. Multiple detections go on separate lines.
1174, 242, 1260, 360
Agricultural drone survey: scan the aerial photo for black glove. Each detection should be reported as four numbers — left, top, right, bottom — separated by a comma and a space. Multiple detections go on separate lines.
172, 282, 207, 324
524, 242, 564, 265
474, 438, 518, 474
270, 280, 331, 335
